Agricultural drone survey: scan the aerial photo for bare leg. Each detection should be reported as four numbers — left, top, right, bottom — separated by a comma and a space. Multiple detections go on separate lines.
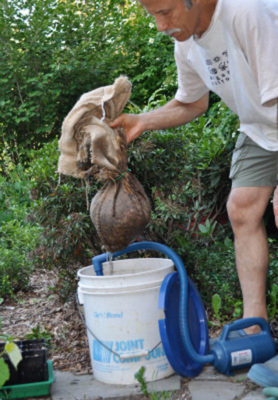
273, 185, 278, 228
227, 186, 274, 333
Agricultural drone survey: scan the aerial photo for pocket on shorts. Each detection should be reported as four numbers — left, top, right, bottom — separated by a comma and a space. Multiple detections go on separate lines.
229, 133, 249, 180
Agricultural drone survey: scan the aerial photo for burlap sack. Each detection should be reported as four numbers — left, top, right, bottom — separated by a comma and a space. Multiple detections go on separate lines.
58, 76, 132, 178
58, 76, 151, 252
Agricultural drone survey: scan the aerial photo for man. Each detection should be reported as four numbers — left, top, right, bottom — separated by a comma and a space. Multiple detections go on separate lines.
111, 0, 278, 388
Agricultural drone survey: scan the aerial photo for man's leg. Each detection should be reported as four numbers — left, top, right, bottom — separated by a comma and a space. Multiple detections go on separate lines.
273, 185, 278, 228
227, 186, 273, 332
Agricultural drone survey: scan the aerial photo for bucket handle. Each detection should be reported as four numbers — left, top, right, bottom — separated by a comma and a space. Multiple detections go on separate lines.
76, 293, 162, 360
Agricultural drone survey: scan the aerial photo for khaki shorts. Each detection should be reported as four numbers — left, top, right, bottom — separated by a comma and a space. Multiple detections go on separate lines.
229, 133, 278, 188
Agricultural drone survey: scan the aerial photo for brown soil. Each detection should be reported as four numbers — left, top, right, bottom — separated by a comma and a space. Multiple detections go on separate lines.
1, 269, 91, 374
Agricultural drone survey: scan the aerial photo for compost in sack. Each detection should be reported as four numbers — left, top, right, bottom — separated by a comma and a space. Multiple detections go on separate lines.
58, 76, 151, 252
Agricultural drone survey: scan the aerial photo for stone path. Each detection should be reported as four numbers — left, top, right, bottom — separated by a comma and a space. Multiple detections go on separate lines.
188, 365, 264, 400
50, 365, 266, 400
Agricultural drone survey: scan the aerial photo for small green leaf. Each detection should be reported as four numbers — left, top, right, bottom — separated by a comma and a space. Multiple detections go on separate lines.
4, 342, 14, 353
212, 293, 222, 316
0, 357, 10, 387
5, 342, 22, 369
198, 224, 207, 234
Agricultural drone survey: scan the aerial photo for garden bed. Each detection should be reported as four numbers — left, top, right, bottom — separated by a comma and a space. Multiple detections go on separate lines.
1, 269, 91, 374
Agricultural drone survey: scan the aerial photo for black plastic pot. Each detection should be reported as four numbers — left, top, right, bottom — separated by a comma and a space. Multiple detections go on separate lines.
0, 339, 48, 385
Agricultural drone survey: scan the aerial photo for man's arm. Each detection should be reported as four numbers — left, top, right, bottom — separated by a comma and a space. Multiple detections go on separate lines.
110, 93, 209, 143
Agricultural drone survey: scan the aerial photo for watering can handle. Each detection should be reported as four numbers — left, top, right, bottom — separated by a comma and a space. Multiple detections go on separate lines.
220, 317, 270, 341
92, 241, 183, 275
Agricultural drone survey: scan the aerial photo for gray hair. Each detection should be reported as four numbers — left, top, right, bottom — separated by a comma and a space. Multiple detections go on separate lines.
184, 0, 193, 10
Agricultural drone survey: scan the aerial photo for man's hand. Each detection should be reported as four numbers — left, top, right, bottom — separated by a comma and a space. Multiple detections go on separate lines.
273, 185, 278, 228
110, 94, 209, 144
110, 114, 145, 144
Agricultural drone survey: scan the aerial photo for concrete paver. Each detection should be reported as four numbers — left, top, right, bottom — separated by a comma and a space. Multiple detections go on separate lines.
190, 365, 265, 400
51, 371, 181, 400
51, 365, 266, 400
189, 380, 245, 400
194, 365, 235, 381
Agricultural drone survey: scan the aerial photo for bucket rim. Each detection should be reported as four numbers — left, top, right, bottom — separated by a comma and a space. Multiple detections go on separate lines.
79, 285, 161, 295
78, 278, 164, 291
77, 258, 174, 280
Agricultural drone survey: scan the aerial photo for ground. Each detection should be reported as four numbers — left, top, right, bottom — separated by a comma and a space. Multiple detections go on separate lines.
2, 269, 276, 400
2, 269, 91, 374
1, 268, 192, 399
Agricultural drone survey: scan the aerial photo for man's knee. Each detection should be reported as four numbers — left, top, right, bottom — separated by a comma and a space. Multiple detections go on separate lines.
227, 190, 249, 228
227, 187, 272, 229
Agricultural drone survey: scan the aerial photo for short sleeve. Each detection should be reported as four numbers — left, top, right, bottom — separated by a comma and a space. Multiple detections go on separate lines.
233, 0, 278, 105
174, 40, 209, 103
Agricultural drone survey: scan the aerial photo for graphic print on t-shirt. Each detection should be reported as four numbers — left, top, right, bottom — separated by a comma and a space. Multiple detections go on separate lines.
205, 50, 230, 86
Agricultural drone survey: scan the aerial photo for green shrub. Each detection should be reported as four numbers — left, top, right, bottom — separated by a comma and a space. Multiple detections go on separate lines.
185, 236, 240, 318
0, 163, 41, 298
128, 100, 239, 247
25, 140, 102, 300
0, 0, 175, 156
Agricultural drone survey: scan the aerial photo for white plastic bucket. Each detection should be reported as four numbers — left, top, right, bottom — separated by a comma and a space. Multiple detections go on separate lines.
78, 258, 174, 385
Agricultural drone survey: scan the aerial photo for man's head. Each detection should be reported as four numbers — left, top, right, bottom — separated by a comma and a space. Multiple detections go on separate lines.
140, 0, 217, 41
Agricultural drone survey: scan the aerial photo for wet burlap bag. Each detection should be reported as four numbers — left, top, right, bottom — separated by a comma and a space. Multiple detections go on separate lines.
58, 76, 151, 252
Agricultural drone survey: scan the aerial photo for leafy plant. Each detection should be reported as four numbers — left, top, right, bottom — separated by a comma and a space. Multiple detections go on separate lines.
24, 140, 102, 300
135, 366, 149, 397
0, 158, 42, 298
198, 219, 218, 238
0, 0, 175, 158
267, 283, 278, 320
0, 336, 22, 388
232, 300, 243, 319
134, 366, 172, 399
211, 293, 222, 323
24, 324, 54, 350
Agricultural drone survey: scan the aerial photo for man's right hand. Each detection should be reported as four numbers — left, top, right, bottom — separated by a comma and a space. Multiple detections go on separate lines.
110, 95, 209, 144
110, 114, 145, 144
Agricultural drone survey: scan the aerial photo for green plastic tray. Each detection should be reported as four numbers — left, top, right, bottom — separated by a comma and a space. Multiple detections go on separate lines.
0, 360, 53, 399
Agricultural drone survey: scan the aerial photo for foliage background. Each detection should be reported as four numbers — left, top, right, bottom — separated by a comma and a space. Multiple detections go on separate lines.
0, 0, 174, 156
0, 0, 277, 322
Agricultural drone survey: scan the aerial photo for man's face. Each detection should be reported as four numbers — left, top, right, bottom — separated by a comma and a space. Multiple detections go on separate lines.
140, 0, 212, 41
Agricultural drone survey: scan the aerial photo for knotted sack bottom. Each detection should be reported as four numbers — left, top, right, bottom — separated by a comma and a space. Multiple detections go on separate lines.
90, 172, 151, 252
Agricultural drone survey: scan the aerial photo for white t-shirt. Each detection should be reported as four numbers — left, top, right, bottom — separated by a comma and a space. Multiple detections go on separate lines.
175, 0, 278, 151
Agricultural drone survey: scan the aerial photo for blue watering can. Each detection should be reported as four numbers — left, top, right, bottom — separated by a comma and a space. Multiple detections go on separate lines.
92, 241, 276, 377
